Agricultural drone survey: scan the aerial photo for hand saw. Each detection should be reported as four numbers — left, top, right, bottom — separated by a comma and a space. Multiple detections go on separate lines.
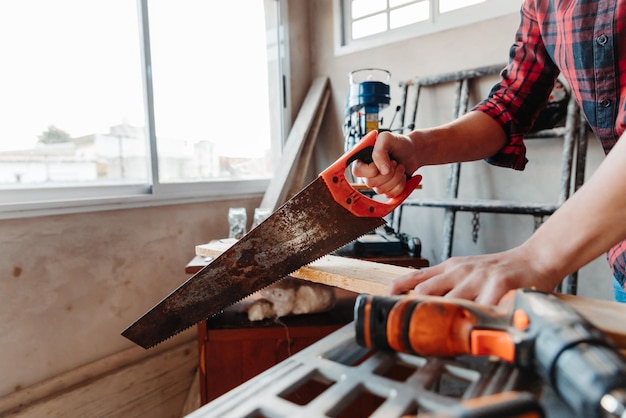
121, 130, 422, 348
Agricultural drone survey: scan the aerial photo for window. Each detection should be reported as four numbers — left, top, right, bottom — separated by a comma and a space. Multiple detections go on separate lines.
335, 0, 523, 55
148, 1, 276, 184
0, 0, 283, 218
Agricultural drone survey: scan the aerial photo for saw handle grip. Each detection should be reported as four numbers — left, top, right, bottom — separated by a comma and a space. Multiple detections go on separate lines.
320, 130, 422, 218
354, 294, 510, 358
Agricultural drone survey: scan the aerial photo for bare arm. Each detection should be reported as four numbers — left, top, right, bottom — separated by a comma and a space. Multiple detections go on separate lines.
406, 111, 508, 167
353, 111, 507, 196
389, 133, 626, 305
520, 132, 626, 283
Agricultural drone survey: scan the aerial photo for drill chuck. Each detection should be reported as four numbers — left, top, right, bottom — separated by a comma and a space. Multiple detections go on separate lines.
601, 389, 626, 418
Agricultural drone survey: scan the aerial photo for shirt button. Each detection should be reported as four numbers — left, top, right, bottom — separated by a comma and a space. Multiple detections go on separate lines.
597, 34, 608, 45
600, 99, 612, 108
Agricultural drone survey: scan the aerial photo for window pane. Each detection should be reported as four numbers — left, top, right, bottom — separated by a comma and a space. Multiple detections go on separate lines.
352, 0, 387, 19
390, 2, 430, 29
389, 0, 420, 8
148, 0, 273, 182
0, 0, 147, 188
352, 13, 388, 40
440, 0, 485, 13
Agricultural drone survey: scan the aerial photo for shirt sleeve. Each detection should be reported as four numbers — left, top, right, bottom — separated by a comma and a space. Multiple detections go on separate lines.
473, 1, 560, 171
608, 240, 626, 287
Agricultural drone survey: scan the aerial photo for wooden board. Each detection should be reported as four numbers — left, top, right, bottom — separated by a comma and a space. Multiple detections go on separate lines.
196, 240, 626, 349
181, 368, 201, 416
260, 76, 330, 211
291, 255, 412, 295
287, 87, 330, 199
0, 337, 197, 418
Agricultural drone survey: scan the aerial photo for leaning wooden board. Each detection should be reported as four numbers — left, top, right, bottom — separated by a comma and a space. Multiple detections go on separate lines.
196, 240, 626, 349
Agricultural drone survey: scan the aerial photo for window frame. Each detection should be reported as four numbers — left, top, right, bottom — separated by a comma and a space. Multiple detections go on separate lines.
333, 0, 522, 56
0, 0, 284, 220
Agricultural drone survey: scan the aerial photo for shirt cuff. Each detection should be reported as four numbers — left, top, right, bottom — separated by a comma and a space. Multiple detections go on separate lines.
473, 103, 528, 171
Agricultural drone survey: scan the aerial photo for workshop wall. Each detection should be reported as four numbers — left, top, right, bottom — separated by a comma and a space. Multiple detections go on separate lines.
0, 197, 260, 402
305, 0, 613, 301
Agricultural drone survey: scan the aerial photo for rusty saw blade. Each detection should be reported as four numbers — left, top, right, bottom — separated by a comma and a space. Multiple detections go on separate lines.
122, 130, 422, 348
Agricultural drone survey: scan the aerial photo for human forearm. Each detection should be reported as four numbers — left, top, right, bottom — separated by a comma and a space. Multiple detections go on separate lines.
354, 111, 509, 197
407, 111, 507, 169
387, 133, 626, 305
520, 134, 626, 284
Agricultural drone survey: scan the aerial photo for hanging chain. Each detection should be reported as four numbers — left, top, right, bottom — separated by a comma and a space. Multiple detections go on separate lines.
469, 213, 546, 243
471, 211, 480, 244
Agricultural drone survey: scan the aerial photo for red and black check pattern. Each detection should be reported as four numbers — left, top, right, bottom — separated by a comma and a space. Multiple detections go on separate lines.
475, 0, 626, 171
473, 0, 626, 288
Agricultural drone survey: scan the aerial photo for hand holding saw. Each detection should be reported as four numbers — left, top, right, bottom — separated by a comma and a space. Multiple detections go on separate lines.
122, 130, 422, 349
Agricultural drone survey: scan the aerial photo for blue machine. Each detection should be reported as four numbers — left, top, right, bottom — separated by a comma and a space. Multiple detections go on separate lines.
344, 68, 392, 151
339, 68, 422, 259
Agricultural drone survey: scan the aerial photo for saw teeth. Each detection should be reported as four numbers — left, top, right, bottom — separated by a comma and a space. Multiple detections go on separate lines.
121, 177, 386, 349
139, 230, 380, 349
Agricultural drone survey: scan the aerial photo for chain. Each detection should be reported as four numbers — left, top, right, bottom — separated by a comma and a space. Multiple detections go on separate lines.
468, 214, 545, 245
471, 211, 480, 244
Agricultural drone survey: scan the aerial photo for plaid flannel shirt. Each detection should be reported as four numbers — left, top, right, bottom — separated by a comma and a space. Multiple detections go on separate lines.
473, 0, 626, 287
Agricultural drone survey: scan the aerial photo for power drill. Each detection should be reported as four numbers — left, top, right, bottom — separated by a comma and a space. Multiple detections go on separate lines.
354, 288, 626, 418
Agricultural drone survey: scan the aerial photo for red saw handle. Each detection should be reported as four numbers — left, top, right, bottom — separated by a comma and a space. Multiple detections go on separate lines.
320, 130, 422, 218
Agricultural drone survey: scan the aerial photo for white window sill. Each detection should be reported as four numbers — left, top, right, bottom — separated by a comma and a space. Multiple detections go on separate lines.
0, 179, 268, 220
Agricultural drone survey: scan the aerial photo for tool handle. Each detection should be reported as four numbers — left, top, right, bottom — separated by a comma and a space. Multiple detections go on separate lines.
354, 294, 510, 359
320, 130, 422, 218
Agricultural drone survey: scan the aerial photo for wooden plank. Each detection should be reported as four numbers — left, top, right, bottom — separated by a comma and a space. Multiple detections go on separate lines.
1, 340, 197, 418
196, 240, 423, 296
181, 368, 201, 416
196, 238, 237, 257
287, 87, 331, 198
260, 77, 330, 211
0, 331, 195, 416
292, 256, 410, 296
557, 293, 626, 348
196, 240, 626, 349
